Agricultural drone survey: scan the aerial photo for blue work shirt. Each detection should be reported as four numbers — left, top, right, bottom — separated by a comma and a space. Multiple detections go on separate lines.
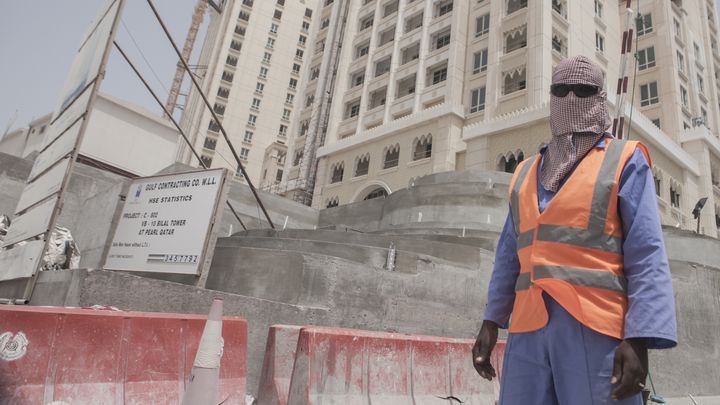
484, 137, 678, 349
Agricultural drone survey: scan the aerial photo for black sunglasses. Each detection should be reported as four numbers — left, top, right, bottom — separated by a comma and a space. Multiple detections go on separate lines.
550, 84, 600, 98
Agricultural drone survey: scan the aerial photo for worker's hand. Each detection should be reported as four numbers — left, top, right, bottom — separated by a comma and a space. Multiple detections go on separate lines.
472, 320, 499, 380
611, 338, 648, 401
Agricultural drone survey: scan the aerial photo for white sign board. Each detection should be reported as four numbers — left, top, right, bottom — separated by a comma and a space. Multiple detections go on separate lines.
105, 169, 227, 275
30, 119, 82, 181
15, 158, 70, 214
1, 198, 57, 248
0, 241, 47, 282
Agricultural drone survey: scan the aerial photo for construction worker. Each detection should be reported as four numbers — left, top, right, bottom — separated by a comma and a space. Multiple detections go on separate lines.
472, 56, 677, 404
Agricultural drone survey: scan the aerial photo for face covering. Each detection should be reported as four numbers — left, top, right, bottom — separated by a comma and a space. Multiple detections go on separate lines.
542, 55, 612, 192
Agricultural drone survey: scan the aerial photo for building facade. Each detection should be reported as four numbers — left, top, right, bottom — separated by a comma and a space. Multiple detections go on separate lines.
178, 0, 320, 190
277, 0, 720, 237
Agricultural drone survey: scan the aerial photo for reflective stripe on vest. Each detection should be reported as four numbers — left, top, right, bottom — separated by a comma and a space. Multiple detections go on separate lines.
511, 155, 539, 239
514, 266, 628, 293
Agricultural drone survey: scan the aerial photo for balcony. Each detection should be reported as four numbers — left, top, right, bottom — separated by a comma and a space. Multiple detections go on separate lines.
338, 116, 359, 137
420, 81, 449, 106
363, 105, 385, 128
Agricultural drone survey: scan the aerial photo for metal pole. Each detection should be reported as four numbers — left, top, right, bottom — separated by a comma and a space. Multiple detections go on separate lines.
113, 41, 247, 230
145, 0, 275, 229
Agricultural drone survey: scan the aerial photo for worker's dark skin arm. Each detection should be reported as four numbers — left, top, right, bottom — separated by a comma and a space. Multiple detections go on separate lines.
471, 320, 499, 380
611, 338, 648, 400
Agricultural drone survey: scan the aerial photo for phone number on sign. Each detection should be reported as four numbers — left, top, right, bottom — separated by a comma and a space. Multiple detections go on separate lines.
162, 254, 198, 263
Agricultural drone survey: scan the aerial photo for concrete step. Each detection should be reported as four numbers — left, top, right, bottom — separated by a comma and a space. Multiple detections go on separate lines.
227, 229, 492, 267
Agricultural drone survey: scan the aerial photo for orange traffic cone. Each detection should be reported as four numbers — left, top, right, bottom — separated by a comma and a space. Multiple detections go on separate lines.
182, 298, 224, 405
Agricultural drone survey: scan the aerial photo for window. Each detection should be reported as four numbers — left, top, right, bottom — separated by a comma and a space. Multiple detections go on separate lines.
673, 18, 681, 39
360, 14, 374, 31
505, 26, 527, 53
473, 49, 488, 74
226, 55, 238, 66
470, 87, 486, 113
315, 40, 325, 54
396, 74, 416, 98
300, 120, 310, 135
266, 38, 275, 49
240, 147, 250, 160
326, 197, 339, 208
242, 0, 253, 7
429, 64, 448, 85
255, 82, 264, 94
350, 70, 365, 87
275, 169, 283, 183
636, 13, 653, 36
259, 67, 268, 78
595, 32, 605, 53
653, 174, 661, 196
640, 82, 659, 106
354, 155, 370, 177
552, 34, 567, 57
286, 93, 294, 104
476, 14, 490, 37
680, 85, 688, 108
277, 0, 285, 5
503, 68, 526, 94
346, 99, 361, 118
383, 0, 399, 17
282, 109, 291, 120
637, 47, 656, 70
203, 137, 217, 150
507, 0, 527, 15
375, 56, 392, 77
330, 162, 344, 183
230, 40, 242, 51
251, 98, 261, 110
248, 114, 257, 126
433, 29, 451, 51
274, 9, 282, 20
698, 74, 705, 94
213, 103, 226, 115
217, 86, 230, 99
305, 8, 312, 18
222, 71, 235, 83
310, 67, 321, 80
279, 124, 288, 137
677, 51, 685, 74
244, 131, 253, 143
292, 63, 301, 74
651, 118, 661, 129
379, 27, 395, 47
201, 155, 213, 167
208, 119, 220, 132
263, 52, 272, 63
299, 35, 307, 45
302, 21, 310, 32
321, 18, 330, 29
405, 12, 423, 32
289, 78, 298, 90
670, 186, 681, 208
368, 87, 387, 109
296, 49, 304, 60
239, 11, 250, 21
413, 135, 432, 160
401, 43, 420, 64
436, 0, 453, 17
270, 23, 278, 33
701, 108, 708, 126
552, 0, 565, 17
383, 144, 400, 169
306, 94, 315, 107
594, 0, 603, 18
356, 42, 370, 59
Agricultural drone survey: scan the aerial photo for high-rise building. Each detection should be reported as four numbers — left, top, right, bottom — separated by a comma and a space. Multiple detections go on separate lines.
178, 0, 319, 189
278, 0, 720, 237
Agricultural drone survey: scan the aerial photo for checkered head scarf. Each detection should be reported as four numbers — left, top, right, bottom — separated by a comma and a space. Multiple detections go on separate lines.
542, 56, 612, 192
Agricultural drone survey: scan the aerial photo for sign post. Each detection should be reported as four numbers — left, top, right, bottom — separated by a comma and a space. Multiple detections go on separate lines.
0, 0, 125, 303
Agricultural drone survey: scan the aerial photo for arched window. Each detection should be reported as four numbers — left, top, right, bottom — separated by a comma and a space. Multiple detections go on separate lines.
504, 25, 527, 53
505, 154, 517, 173
497, 155, 507, 172
507, 0, 528, 15
330, 162, 344, 183
364, 188, 388, 200
383, 144, 400, 169
294, 150, 303, 166
354, 153, 370, 177
412, 134, 432, 160
326, 197, 339, 208
503, 67, 526, 94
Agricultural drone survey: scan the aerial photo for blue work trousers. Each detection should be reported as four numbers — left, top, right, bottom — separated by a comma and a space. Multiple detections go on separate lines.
499, 294, 643, 405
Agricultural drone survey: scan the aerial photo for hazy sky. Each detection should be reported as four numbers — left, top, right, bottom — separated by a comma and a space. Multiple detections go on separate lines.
0, 0, 204, 134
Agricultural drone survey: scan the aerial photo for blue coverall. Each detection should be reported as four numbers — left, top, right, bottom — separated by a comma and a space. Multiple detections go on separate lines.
484, 138, 678, 405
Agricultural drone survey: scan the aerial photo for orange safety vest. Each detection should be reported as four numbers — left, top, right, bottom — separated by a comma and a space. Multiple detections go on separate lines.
507, 139, 651, 339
